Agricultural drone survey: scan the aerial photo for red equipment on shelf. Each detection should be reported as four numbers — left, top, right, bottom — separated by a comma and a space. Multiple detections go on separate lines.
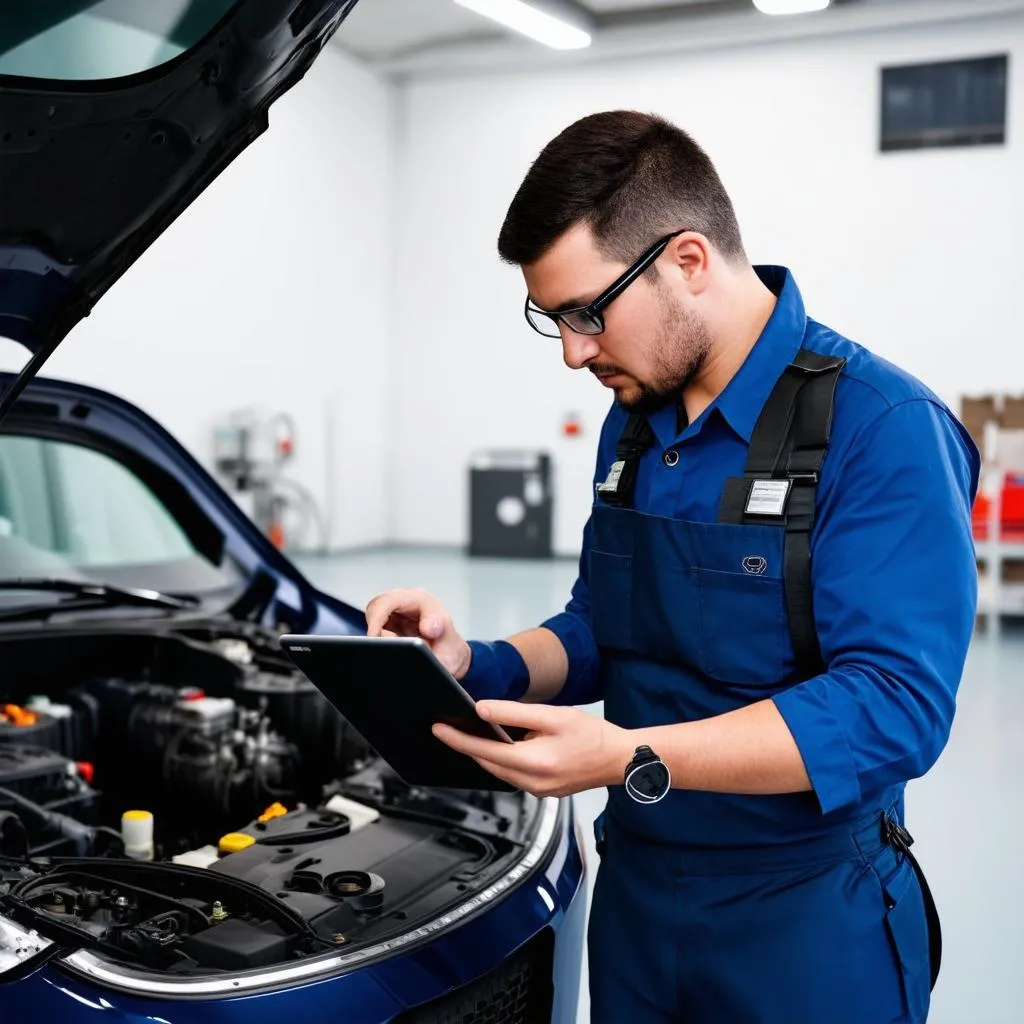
1003, 474, 1024, 538
973, 475, 1024, 541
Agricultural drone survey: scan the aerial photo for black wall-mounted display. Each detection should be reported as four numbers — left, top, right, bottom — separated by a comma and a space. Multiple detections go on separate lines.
880, 54, 1009, 153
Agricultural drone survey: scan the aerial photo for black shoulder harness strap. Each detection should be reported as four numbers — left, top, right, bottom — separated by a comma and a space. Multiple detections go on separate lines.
718, 348, 846, 676
598, 348, 846, 677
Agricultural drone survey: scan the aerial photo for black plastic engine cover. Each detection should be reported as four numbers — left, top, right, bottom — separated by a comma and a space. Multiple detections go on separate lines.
210, 814, 488, 934
0, 743, 72, 793
0, 743, 98, 856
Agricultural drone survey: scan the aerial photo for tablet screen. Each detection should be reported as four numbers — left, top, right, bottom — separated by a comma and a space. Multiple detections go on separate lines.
279, 635, 518, 791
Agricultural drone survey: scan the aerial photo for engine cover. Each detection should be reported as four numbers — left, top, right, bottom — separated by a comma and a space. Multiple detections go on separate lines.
210, 809, 493, 942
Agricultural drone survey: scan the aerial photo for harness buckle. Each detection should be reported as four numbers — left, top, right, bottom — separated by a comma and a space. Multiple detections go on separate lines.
882, 813, 915, 854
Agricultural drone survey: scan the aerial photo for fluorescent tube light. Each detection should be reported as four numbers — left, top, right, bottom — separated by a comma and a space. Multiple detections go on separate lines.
454, 0, 592, 50
753, 0, 831, 13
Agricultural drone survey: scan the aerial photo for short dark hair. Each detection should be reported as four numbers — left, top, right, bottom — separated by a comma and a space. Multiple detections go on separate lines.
497, 110, 745, 268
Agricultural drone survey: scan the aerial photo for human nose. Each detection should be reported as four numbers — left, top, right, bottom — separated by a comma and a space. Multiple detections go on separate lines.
560, 325, 601, 370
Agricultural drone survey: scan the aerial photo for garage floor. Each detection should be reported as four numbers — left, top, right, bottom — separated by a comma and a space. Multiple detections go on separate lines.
294, 547, 1024, 1024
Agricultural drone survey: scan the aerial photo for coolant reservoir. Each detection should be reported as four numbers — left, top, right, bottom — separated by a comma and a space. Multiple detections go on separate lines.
121, 810, 155, 861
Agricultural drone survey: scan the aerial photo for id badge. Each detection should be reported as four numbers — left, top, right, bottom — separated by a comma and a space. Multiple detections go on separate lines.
745, 479, 791, 516
596, 459, 626, 497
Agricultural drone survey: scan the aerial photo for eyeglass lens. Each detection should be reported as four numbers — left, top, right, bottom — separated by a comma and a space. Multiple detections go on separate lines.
527, 305, 603, 337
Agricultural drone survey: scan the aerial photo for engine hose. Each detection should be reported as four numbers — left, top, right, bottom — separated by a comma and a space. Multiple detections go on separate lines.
254, 749, 299, 799
0, 809, 28, 859
92, 826, 126, 856
0, 785, 48, 821
0, 786, 94, 856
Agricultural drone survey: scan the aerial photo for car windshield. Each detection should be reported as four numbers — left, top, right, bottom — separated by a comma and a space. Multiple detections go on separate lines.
0, 0, 238, 80
0, 432, 238, 603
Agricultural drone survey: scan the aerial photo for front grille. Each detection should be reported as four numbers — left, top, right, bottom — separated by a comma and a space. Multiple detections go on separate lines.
393, 930, 554, 1024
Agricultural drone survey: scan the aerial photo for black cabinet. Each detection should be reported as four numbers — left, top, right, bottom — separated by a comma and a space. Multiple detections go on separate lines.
468, 451, 553, 559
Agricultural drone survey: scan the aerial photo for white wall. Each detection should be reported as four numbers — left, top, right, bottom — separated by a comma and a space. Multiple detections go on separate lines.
389, 12, 1024, 556
6, 14, 1021, 559
1, 46, 394, 553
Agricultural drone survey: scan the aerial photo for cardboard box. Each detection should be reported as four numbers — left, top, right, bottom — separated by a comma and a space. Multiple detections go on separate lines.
1001, 396, 1024, 430
1002, 560, 1024, 583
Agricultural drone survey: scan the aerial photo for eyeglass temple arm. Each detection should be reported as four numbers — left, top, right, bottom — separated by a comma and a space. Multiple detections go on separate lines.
588, 232, 682, 313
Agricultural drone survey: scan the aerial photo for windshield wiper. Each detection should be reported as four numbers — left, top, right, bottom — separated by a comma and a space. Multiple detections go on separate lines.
0, 578, 198, 623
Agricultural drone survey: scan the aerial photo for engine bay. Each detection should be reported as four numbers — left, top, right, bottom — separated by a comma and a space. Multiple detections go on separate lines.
0, 621, 538, 977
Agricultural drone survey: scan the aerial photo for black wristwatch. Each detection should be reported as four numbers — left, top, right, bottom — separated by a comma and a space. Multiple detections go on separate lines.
624, 745, 671, 804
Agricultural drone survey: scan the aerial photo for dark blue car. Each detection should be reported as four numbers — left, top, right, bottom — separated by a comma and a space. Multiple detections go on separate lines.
0, 3, 586, 1021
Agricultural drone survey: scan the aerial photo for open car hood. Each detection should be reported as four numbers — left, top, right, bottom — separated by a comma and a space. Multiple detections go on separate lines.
0, 0, 359, 420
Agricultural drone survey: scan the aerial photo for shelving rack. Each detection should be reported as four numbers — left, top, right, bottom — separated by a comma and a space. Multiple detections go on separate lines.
971, 423, 1024, 633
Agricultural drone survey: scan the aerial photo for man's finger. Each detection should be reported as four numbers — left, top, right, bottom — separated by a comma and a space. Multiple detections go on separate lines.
475, 699, 566, 733
365, 595, 413, 637
383, 612, 421, 637
420, 615, 445, 640
364, 594, 395, 637
366, 590, 436, 637
432, 723, 531, 770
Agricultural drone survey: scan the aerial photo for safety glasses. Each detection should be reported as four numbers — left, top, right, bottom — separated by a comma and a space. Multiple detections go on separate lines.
524, 230, 687, 338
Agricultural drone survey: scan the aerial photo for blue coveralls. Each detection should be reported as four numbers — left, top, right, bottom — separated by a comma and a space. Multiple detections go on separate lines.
535, 267, 980, 1023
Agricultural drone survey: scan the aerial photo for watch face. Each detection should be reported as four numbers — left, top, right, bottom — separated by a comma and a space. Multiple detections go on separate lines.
626, 760, 671, 804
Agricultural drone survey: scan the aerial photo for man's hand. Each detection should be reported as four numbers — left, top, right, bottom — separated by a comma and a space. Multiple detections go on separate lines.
433, 700, 634, 798
365, 588, 472, 679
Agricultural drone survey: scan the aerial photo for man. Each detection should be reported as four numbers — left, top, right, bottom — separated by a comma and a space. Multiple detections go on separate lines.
366, 111, 978, 1023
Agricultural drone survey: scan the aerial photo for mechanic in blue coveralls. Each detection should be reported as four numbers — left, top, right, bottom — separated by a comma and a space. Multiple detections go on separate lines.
366, 111, 978, 1024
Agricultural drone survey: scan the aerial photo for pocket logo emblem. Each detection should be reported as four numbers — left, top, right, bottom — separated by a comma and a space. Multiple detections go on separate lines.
742, 556, 767, 576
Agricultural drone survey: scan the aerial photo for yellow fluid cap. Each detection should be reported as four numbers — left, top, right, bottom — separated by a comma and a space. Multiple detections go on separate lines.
122, 810, 153, 822
258, 801, 289, 823
219, 832, 256, 855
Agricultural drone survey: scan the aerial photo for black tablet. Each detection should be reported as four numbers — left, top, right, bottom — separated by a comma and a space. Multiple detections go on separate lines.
278, 634, 518, 791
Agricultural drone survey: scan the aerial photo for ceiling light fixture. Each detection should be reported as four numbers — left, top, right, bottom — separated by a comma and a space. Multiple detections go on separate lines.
453, 0, 591, 50
752, 0, 831, 13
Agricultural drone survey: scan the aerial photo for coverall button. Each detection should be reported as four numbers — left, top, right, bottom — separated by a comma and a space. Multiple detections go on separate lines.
663, 449, 680, 467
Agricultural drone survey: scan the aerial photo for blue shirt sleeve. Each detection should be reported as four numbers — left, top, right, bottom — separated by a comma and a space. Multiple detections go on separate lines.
772, 398, 980, 815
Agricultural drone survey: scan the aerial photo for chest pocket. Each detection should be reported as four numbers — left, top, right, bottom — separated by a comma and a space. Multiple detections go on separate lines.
693, 565, 789, 686
651, 519, 793, 687
591, 507, 795, 687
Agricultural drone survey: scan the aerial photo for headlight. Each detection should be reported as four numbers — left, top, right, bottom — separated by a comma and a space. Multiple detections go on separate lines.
0, 914, 53, 975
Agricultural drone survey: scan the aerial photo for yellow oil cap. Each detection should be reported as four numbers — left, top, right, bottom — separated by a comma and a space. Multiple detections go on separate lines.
122, 810, 153, 822
218, 832, 256, 855
258, 802, 289, 823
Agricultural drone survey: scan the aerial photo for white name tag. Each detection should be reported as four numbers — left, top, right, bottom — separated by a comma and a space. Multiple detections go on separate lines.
597, 460, 625, 494
745, 479, 791, 516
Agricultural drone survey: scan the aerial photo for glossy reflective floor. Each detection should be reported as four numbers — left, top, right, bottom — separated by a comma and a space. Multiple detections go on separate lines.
294, 547, 1024, 1024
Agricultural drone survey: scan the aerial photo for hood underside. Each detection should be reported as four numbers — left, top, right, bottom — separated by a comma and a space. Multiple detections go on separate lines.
0, 0, 358, 419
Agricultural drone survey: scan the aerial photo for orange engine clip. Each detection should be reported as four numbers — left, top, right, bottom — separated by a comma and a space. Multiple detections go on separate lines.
2, 704, 38, 727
